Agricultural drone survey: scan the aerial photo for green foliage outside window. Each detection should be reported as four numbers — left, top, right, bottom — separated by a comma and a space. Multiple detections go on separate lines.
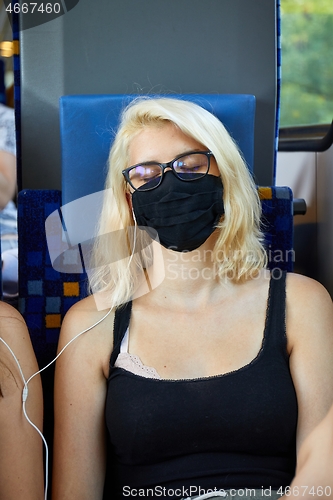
280, 0, 333, 127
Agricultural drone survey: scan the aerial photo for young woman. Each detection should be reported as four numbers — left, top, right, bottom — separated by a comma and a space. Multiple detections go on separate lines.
0, 301, 44, 499
53, 98, 333, 500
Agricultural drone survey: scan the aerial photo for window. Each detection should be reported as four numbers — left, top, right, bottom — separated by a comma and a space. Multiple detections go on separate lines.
280, 0, 333, 128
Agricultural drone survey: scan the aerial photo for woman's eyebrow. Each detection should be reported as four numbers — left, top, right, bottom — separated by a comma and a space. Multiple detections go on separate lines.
133, 149, 207, 165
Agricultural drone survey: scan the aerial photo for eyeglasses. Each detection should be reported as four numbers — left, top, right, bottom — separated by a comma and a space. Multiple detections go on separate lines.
122, 151, 214, 192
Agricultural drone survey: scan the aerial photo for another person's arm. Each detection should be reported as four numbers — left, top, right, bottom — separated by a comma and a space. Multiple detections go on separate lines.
0, 149, 16, 209
0, 302, 44, 500
0, 105, 17, 210
52, 297, 114, 500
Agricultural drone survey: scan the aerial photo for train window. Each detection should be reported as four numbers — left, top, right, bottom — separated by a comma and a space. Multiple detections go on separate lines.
280, 0, 333, 129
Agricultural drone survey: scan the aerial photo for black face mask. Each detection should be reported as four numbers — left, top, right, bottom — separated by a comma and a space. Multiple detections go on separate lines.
132, 172, 224, 252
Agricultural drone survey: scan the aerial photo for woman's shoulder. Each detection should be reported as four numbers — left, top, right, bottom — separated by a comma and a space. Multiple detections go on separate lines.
0, 300, 25, 320
0, 301, 29, 341
285, 272, 333, 345
59, 294, 116, 347
0, 302, 39, 379
286, 272, 332, 309
64, 293, 115, 321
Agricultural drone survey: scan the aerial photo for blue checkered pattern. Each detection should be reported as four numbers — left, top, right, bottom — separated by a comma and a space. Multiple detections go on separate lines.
18, 190, 88, 365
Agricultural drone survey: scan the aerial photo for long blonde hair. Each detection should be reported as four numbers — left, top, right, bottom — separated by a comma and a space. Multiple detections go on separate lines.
88, 97, 267, 307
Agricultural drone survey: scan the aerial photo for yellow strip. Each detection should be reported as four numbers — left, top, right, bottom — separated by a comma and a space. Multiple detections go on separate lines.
12, 40, 20, 55
63, 282, 80, 297
258, 187, 272, 200
45, 314, 62, 329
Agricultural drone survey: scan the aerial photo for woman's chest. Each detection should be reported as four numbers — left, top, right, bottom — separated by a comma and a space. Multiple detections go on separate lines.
126, 300, 269, 380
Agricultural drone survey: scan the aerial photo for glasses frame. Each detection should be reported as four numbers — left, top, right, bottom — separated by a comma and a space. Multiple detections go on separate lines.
122, 150, 214, 192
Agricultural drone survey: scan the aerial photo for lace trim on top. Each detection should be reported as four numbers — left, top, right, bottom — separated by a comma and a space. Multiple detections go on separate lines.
114, 328, 161, 379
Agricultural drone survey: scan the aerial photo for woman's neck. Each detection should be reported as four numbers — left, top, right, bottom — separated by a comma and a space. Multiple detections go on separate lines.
139, 236, 236, 311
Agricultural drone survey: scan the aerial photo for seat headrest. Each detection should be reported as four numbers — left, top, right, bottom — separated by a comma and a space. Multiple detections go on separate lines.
60, 94, 256, 205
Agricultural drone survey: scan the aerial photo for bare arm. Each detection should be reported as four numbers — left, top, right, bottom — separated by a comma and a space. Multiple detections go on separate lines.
0, 302, 44, 500
52, 297, 114, 500
287, 274, 333, 451
284, 404, 333, 499
0, 150, 16, 209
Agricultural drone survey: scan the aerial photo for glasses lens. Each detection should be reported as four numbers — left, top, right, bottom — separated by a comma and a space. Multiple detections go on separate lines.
129, 164, 163, 190
173, 153, 209, 180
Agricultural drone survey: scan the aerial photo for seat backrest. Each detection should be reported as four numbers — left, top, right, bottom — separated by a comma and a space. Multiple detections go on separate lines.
60, 94, 256, 205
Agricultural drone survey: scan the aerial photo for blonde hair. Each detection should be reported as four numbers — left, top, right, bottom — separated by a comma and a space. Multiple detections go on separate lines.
89, 97, 267, 307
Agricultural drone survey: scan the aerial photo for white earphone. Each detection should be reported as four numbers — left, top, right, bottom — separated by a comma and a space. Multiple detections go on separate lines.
0, 305, 112, 500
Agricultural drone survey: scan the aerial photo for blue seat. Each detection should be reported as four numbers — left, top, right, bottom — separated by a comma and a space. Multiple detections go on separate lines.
60, 94, 256, 205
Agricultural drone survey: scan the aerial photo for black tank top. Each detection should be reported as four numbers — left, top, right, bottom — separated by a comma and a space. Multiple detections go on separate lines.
105, 272, 297, 499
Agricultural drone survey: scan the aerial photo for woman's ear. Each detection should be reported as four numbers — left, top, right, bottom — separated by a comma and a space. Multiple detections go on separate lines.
126, 192, 133, 211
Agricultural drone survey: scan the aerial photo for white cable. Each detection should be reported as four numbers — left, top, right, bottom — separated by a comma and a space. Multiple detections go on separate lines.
183, 491, 227, 500
127, 217, 137, 269
23, 400, 49, 499
25, 307, 113, 387
0, 336, 48, 500
0, 305, 112, 500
